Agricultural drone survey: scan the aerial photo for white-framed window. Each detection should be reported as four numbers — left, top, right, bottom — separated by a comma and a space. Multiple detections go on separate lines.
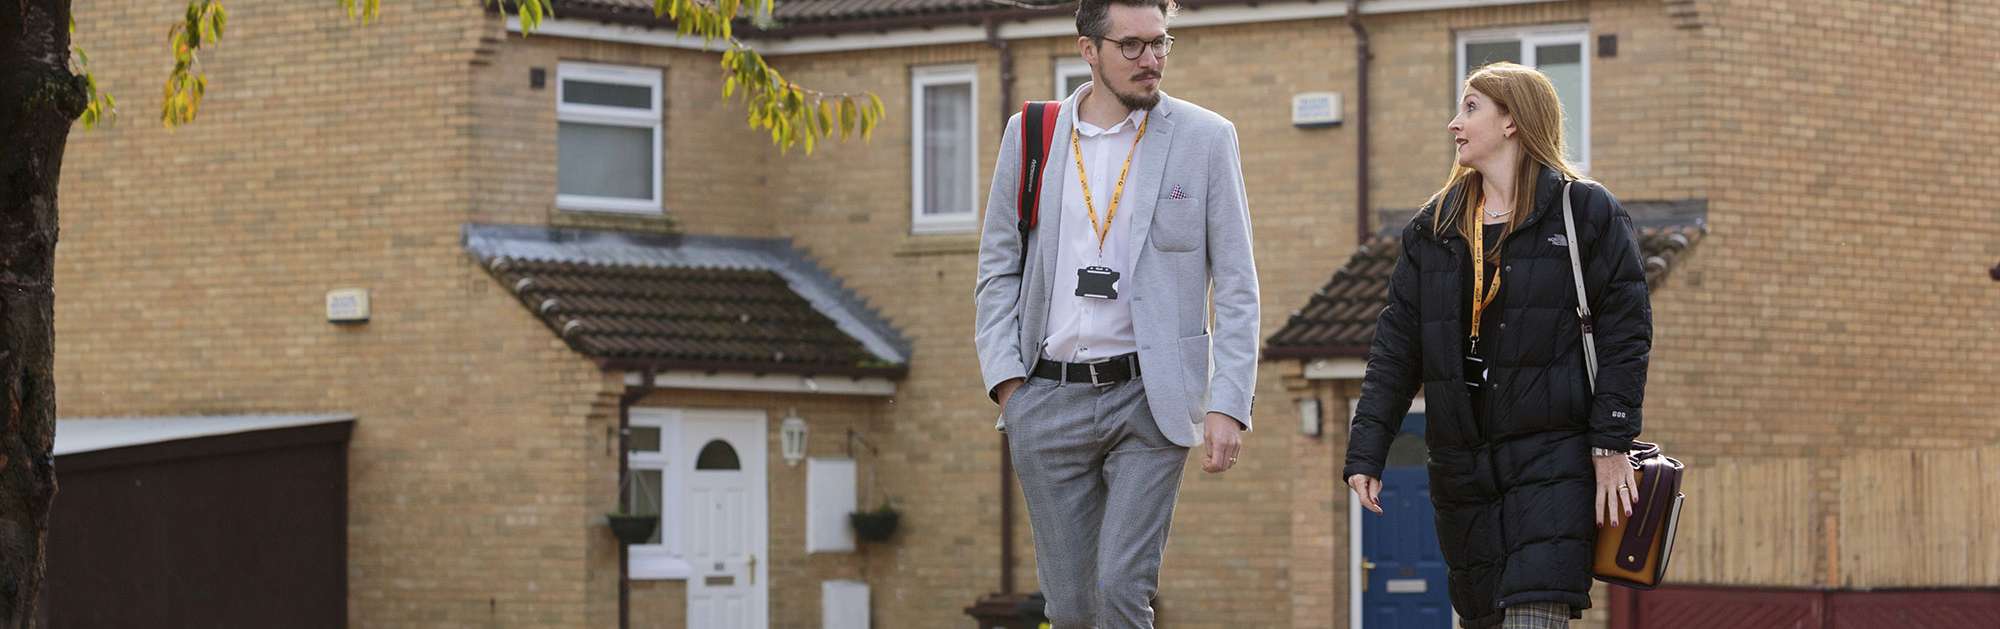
1457, 25, 1590, 173
626, 409, 691, 579
910, 65, 979, 234
556, 62, 664, 214
1055, 57, 1093, 100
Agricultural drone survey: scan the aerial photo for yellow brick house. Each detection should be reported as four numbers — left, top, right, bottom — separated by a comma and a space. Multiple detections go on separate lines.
52, 0, 1998, 627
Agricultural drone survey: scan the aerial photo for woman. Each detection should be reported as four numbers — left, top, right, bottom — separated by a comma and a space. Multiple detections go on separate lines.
1343, 62, 1653, 629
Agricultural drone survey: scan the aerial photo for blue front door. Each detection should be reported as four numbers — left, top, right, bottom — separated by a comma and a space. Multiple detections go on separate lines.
1361, 413, 1452, 628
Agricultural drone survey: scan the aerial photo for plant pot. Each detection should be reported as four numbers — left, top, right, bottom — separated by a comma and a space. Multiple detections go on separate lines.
849, 509, 900, 543
608, 513, 659, 545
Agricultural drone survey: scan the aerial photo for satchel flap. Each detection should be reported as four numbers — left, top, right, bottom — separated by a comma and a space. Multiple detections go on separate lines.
1614, 456, 1685, 571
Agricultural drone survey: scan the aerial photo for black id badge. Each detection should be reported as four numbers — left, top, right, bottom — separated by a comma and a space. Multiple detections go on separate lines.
1463, 351, 1487, 392
1075, 266, 1120, 300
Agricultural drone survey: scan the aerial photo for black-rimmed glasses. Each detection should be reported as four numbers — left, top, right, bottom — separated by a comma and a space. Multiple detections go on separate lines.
1100, 35, 1174, 60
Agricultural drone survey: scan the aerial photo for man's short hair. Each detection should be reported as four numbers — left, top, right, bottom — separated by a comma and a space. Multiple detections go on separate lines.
1075, 0, 1179, 40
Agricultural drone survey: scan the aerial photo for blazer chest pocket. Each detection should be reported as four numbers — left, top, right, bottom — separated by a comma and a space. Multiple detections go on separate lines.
1149, 198, 1203, 252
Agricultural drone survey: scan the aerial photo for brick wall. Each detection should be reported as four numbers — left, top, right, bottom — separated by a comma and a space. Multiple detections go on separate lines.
469, 27, 779, 237
1634, 0, 2000, 585
59, 0, 620, 625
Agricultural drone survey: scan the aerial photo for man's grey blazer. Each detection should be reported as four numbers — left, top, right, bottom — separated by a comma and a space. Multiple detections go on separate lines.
973, 89, 1260, 448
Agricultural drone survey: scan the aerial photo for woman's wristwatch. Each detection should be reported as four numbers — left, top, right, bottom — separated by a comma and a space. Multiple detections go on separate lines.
1590, 447, 1627, 458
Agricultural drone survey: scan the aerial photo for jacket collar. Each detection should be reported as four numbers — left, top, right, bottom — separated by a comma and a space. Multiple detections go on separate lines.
1423, 163, 1572, 242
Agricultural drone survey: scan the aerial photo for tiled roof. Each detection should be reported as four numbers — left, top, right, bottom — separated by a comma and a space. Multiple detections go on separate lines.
553, 0, 1031, 27
1264, 202, 1708, 360
464, 224, 910, 377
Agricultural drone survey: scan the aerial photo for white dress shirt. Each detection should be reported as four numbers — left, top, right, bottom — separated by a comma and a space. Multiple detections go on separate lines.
1043, 85, 1150, 364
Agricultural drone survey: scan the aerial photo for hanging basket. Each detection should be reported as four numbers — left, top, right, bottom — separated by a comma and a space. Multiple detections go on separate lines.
849, 506, 901, 543
608, 512, 660, 545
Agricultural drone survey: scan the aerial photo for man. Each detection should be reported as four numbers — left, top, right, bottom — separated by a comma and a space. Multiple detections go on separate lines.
972, 1, 1259, 626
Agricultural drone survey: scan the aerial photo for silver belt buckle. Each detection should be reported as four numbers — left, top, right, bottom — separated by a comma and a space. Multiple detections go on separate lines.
1085, 358, 1111, 387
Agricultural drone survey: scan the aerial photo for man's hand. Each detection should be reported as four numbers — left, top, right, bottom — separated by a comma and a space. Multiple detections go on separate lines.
994, 378, 1026, 408
1200, 412, 1243, 473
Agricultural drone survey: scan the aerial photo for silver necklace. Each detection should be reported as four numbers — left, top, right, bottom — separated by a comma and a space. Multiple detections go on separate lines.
1481, 203, 1512, 220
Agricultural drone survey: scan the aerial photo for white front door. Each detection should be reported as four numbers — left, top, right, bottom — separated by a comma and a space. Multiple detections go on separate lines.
683, 410, 768, 629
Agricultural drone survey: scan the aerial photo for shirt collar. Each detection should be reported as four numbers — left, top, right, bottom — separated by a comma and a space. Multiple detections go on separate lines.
1072, 84, 1148, 137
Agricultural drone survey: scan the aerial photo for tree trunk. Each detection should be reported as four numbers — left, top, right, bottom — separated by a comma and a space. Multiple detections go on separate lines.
0, 0, 84, 624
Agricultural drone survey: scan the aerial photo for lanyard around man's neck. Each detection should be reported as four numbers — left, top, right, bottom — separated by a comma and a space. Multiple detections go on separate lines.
1070, 111, 1150, 253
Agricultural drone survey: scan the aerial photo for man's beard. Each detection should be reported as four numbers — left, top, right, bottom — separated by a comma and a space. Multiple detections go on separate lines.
1107, 72, 1163, 110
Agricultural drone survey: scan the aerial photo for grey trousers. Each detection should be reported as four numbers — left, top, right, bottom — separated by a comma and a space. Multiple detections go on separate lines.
1005, 376, 1189, 629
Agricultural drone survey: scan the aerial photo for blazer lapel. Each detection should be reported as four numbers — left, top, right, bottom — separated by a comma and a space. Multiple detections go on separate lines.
1123, 95, 1177, 274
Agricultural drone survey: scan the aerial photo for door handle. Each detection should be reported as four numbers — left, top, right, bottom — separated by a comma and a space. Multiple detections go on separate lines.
747, 553, 757, 585
1361, 559, 1377, 592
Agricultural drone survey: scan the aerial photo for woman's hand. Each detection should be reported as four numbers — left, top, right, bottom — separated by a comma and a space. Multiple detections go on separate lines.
1594, 452, 1637, 527
1346, 474, 1383, 515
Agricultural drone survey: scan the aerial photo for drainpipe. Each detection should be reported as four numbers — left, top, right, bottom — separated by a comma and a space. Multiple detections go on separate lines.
983, 17, 1021, 596
988, 18, 1017, 134
1349, 0, 1373, 244
617, 368, 657, 629
1345, 0, 1373, 613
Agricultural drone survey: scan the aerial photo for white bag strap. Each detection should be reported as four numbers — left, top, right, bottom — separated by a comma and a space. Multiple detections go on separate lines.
1560, 181, 1600, 392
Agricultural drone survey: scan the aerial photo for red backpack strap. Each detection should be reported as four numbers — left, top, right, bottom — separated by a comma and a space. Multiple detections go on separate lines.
1016, 101, 1061, 270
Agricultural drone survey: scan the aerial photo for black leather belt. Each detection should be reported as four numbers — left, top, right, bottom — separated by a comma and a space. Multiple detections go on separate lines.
1031, 353, 1142, 386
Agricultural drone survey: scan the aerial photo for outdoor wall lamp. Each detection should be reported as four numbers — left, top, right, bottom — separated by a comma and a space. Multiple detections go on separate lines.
1298, 397, 1323, 438
780, 410, 808, 467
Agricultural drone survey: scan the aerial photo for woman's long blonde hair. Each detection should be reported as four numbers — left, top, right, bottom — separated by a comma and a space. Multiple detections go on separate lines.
1429, 62, 1581, 248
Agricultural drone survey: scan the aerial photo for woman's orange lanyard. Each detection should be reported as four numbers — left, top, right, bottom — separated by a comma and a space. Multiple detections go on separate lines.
1469, 202, 1502, 356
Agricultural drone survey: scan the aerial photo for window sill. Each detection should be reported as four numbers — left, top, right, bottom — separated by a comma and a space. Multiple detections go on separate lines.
556, 204, 665, 217
629, 552, 692, 581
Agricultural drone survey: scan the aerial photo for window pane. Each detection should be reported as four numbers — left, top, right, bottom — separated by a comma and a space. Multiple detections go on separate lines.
921, 82, 973, 217
1064, 73, 1092, 98
696, 440, 742, 470
628, 426, 661, 452
634, 469, 664, 544
1464, 41, 1522, 75
1535, 43, 1586, 165
564, 79, 654, 109
558, 121, 653, 201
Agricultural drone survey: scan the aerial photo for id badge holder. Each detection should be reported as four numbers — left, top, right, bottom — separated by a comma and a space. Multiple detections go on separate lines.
1463, 342, 1487, 392
1076, 266, 1120, 300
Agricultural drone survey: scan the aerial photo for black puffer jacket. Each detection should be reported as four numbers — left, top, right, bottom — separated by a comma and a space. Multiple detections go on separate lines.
1344, 165, 1651, 628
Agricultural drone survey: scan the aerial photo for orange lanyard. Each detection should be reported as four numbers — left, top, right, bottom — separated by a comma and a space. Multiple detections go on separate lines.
1071, 113, 1150, 253
1469, 204, 1503, 353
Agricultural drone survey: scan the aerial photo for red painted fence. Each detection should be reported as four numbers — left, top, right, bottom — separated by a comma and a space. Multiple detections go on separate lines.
1611, 586, 2000, 629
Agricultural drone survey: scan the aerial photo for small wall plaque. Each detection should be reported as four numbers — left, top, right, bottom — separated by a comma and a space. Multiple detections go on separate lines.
1292, 92, 1344, 128
327, 288, 370, 323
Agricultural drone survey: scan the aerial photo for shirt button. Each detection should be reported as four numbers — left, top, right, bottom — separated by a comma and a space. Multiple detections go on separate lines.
1499, 323, 1508, 329
1503, 265, 1512, 272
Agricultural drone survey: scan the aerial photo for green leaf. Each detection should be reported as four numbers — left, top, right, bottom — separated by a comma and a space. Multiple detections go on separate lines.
840, 98, 855, 140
